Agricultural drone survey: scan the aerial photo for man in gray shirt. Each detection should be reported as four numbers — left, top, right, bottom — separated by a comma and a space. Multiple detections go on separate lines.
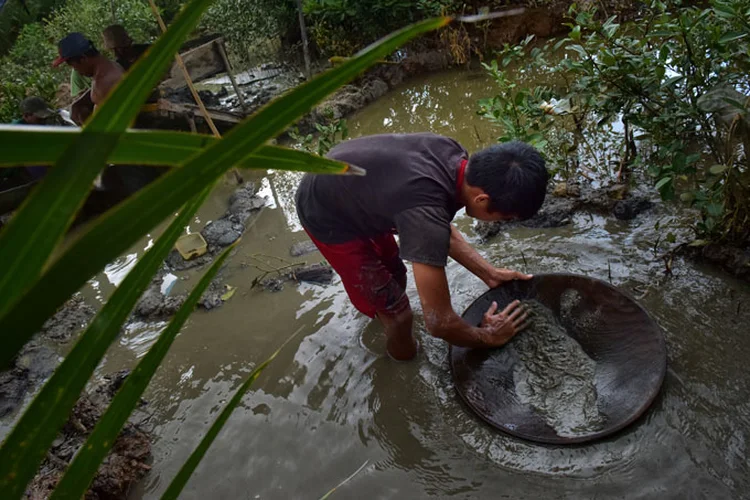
296, 133, 548, 360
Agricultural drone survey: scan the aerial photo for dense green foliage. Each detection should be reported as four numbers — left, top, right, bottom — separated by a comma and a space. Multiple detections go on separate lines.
304, 0, 450, 56
289, 107, 348, 156
0, 0, 157, 122
480, 0, 750, 245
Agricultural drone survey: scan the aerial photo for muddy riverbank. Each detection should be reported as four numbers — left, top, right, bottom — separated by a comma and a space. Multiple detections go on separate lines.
0, 299, 153, 498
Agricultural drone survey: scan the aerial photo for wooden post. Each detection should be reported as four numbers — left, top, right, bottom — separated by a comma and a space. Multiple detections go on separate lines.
216, 41, 247, 112
147, 0, 243, 184
296, 0, 311, 79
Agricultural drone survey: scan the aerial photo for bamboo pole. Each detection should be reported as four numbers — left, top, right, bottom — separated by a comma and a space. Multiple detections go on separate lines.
216, 42, 247, 111
147, 0, 243, 184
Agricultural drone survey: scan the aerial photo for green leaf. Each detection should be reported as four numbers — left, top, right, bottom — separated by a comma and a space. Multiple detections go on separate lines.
220, 286, 237, 301
552, 37, 568, 51
709, 164, 729, 175
706, 203, 724, 216
0, 186, 212, 498
49, 240, 235, 500
0, 127, 355, 174
570, 25, 582, 41
0, 0, 214, 315
718, 31, 748, 44
666, 232, 676, 243
661, 75, 684, 87
680, 191, 696, 203
655, 176, 672, 190
685, 153, 701, 165
0, 16, 446, 368
568, 44, 587, 59
161, 328, 302, 499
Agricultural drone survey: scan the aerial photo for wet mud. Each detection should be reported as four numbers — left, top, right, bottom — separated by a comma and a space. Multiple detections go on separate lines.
26, 372, 152, 500
0, 296, 94, 418
685, 243, 750, 282
509, 300, 604, 438
475, 182, 655, 240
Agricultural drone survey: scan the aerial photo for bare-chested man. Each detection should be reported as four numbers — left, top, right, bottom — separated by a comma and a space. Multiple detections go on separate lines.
53, 33, 124, 109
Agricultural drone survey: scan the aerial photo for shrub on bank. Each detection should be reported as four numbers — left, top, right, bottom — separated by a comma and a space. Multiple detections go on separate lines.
480, 0, 750, 246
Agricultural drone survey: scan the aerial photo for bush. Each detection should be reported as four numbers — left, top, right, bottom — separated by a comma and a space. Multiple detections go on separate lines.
43, 0, 158, 47
0, 22, 62, 123
199, 0, 296, 65
480, 0, 750, 245
304, 0, 449, 56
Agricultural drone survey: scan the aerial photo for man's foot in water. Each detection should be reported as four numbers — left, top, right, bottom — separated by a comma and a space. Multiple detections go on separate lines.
387, 334, 418, 361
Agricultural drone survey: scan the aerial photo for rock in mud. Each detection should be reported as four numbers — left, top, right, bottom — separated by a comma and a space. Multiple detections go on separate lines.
134, 287, 187, 320
41, 295, 96, 342
474, 196, 576, 240
687, 243, 750, 282
289, 239, 319, 257
228, 182, 265, 221
202, 218, 244, 248
26, 373, 152, 499
362, 78, 389, 104
613, 197, 654, 220
474, 183, 656, 240
509, 299, 604, 437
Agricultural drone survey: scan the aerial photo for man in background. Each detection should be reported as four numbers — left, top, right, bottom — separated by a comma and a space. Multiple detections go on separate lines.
9, 97, 65, 180
11, 96, 63, 126
53, 32, 124, 108
102, 24, 150, 71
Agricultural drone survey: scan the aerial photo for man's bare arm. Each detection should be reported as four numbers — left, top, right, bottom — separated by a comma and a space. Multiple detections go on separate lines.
412, 262, 528, 348
449, 224, 532, 288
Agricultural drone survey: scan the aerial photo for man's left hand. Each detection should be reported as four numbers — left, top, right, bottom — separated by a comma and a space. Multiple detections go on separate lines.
485, 268, 533, 289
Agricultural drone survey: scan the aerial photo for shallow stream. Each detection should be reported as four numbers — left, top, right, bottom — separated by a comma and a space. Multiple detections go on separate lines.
21, 70, 750, 498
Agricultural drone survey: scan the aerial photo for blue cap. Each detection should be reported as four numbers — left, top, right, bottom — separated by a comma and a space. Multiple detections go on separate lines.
52, 33, 95, 67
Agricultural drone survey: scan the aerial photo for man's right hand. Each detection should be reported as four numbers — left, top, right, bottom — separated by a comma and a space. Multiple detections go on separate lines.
480, 300, 530, 347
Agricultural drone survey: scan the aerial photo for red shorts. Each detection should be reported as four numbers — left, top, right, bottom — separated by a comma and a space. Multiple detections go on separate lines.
305, 230, 410, 318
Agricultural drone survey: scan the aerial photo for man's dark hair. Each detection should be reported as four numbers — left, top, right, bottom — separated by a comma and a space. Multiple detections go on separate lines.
466, 141, 549, 220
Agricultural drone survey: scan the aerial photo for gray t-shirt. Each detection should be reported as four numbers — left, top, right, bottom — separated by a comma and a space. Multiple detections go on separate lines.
295, 133, 467, 267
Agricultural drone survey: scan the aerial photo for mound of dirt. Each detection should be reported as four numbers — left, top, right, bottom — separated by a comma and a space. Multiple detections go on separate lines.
26, 372, 152, 500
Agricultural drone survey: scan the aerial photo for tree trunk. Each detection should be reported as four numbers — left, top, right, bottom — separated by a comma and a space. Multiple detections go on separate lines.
296, 0, 311, 79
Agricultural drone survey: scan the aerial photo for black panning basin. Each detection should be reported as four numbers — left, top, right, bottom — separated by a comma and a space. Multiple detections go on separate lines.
450, 273, 667, 445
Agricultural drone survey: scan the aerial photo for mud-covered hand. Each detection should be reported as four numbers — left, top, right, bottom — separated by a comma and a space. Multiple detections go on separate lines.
480, 300, 530, 347
485, 267, 533, 289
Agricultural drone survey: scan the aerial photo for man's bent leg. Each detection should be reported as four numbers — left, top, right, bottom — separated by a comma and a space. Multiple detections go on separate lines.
377, 307, 417, 361
304, 230, 417, 360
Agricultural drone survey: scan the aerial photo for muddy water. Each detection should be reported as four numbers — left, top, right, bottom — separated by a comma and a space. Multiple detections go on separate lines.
73, 70, 750, 499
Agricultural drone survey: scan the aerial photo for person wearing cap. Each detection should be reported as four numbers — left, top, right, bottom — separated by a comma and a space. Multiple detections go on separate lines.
11, 96, 62, 126
9, 97, 65, 180
102, 24, 150, 71
53, 32, 124, 108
